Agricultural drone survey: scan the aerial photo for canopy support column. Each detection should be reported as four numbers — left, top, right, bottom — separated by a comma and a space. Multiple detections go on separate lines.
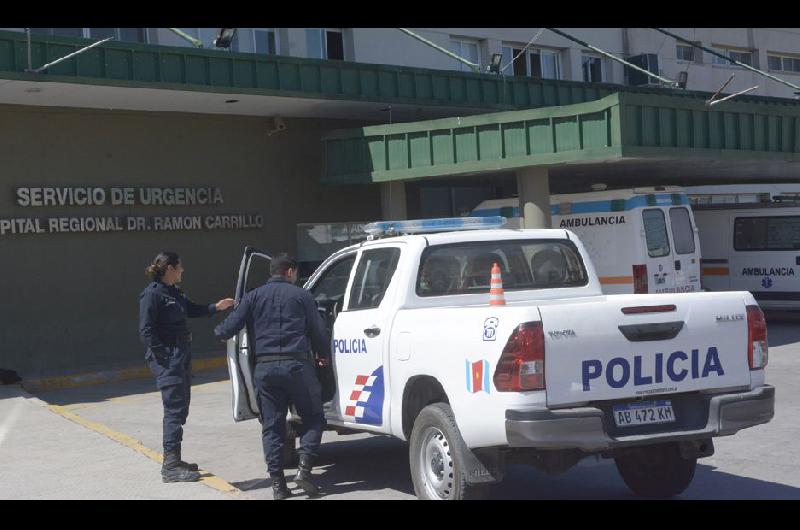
380, 181, 407, 220
516, 167, 552, 228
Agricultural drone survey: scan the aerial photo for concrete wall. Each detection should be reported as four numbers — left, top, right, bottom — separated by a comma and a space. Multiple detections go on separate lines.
0, 105, 381, 376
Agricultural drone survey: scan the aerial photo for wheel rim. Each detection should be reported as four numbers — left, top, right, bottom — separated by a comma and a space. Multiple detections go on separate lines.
418, 427, 455, 499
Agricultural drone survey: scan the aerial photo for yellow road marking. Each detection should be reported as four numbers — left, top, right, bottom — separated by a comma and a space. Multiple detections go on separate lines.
46, 404, 242, 497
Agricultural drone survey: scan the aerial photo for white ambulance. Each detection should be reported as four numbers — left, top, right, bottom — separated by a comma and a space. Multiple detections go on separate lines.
473, 187, 702, 295
686, 184, 800, 310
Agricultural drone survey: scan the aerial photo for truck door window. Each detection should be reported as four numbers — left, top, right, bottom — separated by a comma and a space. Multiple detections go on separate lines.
734, 216, 800, 251
669, 207, 696, 254
348, 248, 402, 310
642, 209, 671, 257
310, 255, 356, 304
245, 257, 272, 293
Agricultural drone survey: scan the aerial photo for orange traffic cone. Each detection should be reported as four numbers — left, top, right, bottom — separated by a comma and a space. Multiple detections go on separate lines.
489, 262, 506, 306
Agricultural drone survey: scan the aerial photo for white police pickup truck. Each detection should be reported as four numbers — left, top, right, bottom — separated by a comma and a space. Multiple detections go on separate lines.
226, 217, 774, 500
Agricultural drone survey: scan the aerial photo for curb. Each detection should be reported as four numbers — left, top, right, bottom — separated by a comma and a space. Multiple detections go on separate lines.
21, 356, 228, 393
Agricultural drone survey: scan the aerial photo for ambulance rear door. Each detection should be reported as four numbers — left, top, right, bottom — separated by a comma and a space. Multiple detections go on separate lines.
667, 205, 702, 292
641, 207, 678, 293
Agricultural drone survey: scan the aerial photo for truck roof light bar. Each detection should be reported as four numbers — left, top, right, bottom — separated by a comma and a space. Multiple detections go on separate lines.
363, 216, 507, 239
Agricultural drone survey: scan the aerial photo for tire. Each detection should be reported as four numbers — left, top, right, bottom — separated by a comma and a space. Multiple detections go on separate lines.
283, 420, 298, 468
409, 403, 492, 500
614, 442, 697, 499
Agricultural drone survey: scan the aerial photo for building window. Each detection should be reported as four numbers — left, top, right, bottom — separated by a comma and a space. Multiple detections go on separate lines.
500, 45, 561, 79
582, 54, 603, 82
306, 28, 345, 60
676, 44, 702, 63
230, 28, 278, 54
767, 53, 800, 73
711, 47, 754, 67
450, 37, 481, 72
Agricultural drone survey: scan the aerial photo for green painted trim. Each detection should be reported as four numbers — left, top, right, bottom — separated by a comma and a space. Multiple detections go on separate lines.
618, 91, 800, 117
621, 146, 800, 162
3, 30, 800, 112
322, 146, 625, 185
324, 94, 623, 140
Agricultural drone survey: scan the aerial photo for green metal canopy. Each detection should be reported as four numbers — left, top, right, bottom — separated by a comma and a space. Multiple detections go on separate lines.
322, 92, 800, 186
2, 29, 800, 112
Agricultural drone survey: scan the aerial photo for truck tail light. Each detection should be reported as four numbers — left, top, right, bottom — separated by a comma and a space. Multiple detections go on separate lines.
493, 321, 545, 392
633, 264, 648, 294
746, 305, 768, 370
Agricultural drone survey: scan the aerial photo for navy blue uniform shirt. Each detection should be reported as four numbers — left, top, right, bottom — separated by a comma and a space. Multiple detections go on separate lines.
214, 277, 330, 359
139, 280, 216, 356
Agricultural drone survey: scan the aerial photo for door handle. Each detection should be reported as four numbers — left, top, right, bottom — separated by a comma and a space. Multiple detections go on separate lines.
674, 260, 682, 271
364, 327, 381, 338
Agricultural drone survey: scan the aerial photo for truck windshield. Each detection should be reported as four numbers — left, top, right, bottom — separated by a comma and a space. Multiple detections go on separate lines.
416, 239, 588, 296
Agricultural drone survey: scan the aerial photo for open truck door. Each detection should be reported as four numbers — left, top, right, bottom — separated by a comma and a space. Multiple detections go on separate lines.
226, 247, 272, 422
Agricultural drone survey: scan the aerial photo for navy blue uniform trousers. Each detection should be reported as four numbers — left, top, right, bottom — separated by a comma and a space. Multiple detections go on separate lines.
254, 358, 325, 474
146, 344, 192, 452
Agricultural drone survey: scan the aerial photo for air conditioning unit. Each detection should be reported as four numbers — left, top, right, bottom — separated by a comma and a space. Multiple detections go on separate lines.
626, 53, 660, 86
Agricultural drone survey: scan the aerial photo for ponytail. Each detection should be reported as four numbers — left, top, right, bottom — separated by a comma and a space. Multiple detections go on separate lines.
145, 251, 180, 280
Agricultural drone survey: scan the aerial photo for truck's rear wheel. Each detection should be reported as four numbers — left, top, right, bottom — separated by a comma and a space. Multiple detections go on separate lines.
409, 403, 491, 500
614, 442, 696, 499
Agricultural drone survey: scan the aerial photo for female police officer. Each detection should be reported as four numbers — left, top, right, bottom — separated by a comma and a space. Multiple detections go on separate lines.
139, 251, 234, 482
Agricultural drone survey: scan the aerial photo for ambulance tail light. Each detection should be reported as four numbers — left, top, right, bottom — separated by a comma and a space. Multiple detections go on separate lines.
494, 321, 545, 392
633, 264, 648, 294
746, 305, 768, 370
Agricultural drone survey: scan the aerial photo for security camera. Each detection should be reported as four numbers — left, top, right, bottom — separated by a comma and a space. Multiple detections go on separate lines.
268, 116, 287, 136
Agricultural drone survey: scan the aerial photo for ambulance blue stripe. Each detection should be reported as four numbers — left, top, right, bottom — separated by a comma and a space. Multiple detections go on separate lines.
472, 194, 688, 218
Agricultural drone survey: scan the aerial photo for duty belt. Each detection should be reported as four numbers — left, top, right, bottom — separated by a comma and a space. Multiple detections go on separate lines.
255, 352, 312, 363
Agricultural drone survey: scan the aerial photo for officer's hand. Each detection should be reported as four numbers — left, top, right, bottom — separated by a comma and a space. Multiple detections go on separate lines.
316, 357, 330, 368
216, 298, 235, 311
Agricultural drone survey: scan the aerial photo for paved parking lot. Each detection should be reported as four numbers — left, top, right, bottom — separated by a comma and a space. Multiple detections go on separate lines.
1, 313, 799, 500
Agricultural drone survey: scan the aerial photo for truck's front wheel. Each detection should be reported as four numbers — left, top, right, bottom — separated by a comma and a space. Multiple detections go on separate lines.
614, 442, 697, 499
409, 403, 491, 500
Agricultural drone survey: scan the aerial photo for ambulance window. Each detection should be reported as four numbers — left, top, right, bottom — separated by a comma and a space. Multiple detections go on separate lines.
348, 248, 402, 310
669, 207, 696, 255
735, 216, 800, 251
642, 209, 671, 257
310, 255, 356, 301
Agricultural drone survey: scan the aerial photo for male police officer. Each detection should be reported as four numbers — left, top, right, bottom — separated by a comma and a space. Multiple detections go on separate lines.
214, 253, 330, 500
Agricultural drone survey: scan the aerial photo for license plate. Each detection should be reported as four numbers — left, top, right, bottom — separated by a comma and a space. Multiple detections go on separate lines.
613, 400, 675, 428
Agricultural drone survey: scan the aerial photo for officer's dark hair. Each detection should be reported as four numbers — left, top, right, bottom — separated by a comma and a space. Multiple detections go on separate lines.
145, 251, 181, 280
270, 253, 298, 277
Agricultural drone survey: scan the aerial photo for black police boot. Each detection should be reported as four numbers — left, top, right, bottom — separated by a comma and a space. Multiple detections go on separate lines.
271, 472, 291, 500
162, 449, 201, 483
293, 454, 321, 496
175, 445, 199, 472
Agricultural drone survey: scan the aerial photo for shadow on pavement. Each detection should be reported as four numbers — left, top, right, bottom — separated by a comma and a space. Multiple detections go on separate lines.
489, 461, 800, 500
231, 434, 415, 498
32, 366, 231, 407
